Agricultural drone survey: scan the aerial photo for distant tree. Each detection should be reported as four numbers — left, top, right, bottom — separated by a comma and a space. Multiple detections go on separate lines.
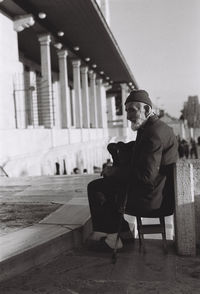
183, 96, 200, 129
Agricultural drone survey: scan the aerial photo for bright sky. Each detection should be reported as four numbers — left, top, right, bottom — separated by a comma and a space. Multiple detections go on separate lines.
109, 0, 200, 118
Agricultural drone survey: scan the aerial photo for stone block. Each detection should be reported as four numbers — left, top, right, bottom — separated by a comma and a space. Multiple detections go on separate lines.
192, 160, 200, 245
174, 162, 196, 256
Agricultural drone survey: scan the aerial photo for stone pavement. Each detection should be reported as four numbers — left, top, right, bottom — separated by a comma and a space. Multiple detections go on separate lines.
0, 174, 98, 205
0, 240, 200, 293
0, 174, 98, 282
0, 174, 200, 293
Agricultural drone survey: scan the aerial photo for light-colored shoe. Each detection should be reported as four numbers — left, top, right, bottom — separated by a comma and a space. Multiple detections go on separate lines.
105, 233, 123, 249
89, 231, 108, 241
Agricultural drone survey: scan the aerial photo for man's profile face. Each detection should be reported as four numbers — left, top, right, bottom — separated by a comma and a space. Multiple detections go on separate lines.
125, 101, 146, 131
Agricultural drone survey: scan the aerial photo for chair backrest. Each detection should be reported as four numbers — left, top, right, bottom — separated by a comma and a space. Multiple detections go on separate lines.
158, 163, 175, 216
136, 163, 175, 218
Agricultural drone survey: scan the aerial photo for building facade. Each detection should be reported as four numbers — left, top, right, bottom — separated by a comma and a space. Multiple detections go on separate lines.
0, 0, 138, 177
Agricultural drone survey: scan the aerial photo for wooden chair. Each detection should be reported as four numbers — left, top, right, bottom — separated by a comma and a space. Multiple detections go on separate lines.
134, 164, 175, 254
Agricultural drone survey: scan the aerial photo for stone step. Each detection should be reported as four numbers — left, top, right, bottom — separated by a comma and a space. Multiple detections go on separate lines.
0, 204, 92, 282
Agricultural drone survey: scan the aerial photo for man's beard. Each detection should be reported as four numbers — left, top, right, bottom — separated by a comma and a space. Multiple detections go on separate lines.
131, 120, 142, 131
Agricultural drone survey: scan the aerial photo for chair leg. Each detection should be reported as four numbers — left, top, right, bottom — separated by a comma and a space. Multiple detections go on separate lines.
136, 217, 146, 253
160, 217, 168, 254
136, 217, 142, 248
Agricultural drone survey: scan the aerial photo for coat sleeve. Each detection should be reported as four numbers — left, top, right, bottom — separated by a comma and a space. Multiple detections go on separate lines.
132, 134, 163, 191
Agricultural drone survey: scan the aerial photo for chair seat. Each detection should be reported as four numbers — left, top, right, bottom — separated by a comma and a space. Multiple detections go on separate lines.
134, 209, 173, 218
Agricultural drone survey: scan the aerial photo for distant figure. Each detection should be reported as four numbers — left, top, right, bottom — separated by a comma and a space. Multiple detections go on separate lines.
55, 162, 60, 175
93, 166, 101, 174
183, 140, 189, 159
102, 158, 112, 170
178, 139, 190, 159
63, 159, 67, 175
73, 167, 80, 174
178, 140, 185, 158
190, 139, 198, 159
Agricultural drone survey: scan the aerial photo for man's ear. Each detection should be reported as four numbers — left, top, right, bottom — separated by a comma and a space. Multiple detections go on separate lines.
144, 104, 151, 117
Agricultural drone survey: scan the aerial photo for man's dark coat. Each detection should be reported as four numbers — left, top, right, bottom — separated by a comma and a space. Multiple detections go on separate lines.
118, 115, 178, 216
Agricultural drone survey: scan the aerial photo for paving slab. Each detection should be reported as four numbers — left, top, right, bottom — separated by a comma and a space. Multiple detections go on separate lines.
40, 204, 90, 226
67, 197, 89, 205
0, 224, 70, 262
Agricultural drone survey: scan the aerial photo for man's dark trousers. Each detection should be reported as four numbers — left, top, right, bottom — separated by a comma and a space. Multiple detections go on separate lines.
88, 177, 130, 234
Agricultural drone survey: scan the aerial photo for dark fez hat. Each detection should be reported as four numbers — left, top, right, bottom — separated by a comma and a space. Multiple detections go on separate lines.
125, 90, 152, 108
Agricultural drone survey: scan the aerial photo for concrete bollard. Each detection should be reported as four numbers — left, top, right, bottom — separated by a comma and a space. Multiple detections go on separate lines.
174, 161, 196, 256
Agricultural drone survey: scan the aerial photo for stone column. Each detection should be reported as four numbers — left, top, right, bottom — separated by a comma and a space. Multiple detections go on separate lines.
180, 120, 186, 139
189, 127, 194, 140
107, 96, 116, 127
80, 66, 90, 128
57, 50, 71, 128
121, 83, 128, 128
70, 88, 76, 127
24, 69, 33, 127
38, 34, 53, 128
29, 70, 39, 127
89, 70, 98, 128
96, 78, 107, 128
72, 60, 82, 128
101, 83, 108, 128
51, 73, 60, 128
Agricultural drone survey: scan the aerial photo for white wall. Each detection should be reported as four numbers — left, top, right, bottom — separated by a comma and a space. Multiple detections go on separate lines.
0, 11, 123, 178
0, 128, 109, 177
0, 12, 23, 129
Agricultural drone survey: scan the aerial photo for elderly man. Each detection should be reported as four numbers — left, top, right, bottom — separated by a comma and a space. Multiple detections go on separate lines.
87, 90, 178, 250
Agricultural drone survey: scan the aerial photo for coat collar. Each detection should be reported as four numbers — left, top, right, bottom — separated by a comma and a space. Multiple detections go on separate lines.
139, 114, 159, 131
136, 114, 159, 142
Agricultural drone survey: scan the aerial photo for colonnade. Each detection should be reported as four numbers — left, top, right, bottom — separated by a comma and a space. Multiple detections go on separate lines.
13, 26, 130, 131
29, 34, 110, 130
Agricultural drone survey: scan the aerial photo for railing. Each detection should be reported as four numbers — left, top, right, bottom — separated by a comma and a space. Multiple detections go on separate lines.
13, 73, 55, 129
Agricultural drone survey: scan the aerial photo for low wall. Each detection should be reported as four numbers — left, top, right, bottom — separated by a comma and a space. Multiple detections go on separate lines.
108, 126, 136, 142
0, 128, 109, 177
